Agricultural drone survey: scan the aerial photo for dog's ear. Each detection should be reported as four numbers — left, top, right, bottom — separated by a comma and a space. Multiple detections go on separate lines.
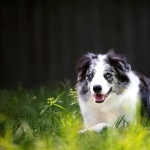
106, 51, 131, 84
106, 51, 131, 72
76, 53, 96, 82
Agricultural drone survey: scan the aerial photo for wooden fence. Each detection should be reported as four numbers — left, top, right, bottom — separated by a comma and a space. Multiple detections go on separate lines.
1, 0, 150, 88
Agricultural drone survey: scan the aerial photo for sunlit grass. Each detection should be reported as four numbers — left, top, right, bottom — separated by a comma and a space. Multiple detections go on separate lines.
0, 84, 150, 150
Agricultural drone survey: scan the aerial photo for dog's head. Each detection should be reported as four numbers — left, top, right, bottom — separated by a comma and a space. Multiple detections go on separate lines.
76, 51, 131, 103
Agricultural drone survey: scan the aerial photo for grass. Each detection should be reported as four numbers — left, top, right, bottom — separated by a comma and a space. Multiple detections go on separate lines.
0, 83, 150, 150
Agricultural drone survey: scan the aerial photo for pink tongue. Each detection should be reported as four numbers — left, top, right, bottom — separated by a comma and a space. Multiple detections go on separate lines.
94, 94, 105, 102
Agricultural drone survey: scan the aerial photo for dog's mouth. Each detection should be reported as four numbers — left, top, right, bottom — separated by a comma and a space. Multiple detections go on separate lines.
94, 87, 112, 103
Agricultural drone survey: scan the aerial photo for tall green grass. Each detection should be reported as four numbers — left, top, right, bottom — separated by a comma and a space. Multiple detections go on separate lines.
0, 84, 150, 150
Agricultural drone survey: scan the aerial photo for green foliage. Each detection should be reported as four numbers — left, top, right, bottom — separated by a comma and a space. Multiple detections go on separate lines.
0, 84, 150, 150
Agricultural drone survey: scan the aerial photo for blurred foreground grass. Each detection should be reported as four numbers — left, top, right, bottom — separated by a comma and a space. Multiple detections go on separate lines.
0, 83, 150, 150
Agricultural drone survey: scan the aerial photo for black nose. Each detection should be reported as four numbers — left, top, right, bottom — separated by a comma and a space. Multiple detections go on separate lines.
93, 85, 102, 93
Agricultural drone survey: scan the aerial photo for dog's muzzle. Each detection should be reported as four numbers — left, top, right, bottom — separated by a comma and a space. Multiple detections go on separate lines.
93, 87, 112, 103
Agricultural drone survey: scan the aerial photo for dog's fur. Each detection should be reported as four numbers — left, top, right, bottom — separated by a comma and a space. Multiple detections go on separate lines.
76, 51, 150, 133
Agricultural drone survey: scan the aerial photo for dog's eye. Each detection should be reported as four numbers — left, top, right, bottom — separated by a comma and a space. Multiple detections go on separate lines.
87, 73, 94, 81
104, 73, 112, 79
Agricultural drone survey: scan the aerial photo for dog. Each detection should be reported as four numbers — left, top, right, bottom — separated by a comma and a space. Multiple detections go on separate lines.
76, 51, 150, 133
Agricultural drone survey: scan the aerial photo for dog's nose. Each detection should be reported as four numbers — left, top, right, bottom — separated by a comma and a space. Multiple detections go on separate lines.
93, 85, 102, 93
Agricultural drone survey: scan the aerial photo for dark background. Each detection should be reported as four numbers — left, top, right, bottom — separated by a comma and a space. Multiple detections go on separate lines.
1, 0, 150, 88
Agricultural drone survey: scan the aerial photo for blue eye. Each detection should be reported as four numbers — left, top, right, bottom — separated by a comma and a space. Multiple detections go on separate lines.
104, 73, 112, 79
87, 73, 94, 81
